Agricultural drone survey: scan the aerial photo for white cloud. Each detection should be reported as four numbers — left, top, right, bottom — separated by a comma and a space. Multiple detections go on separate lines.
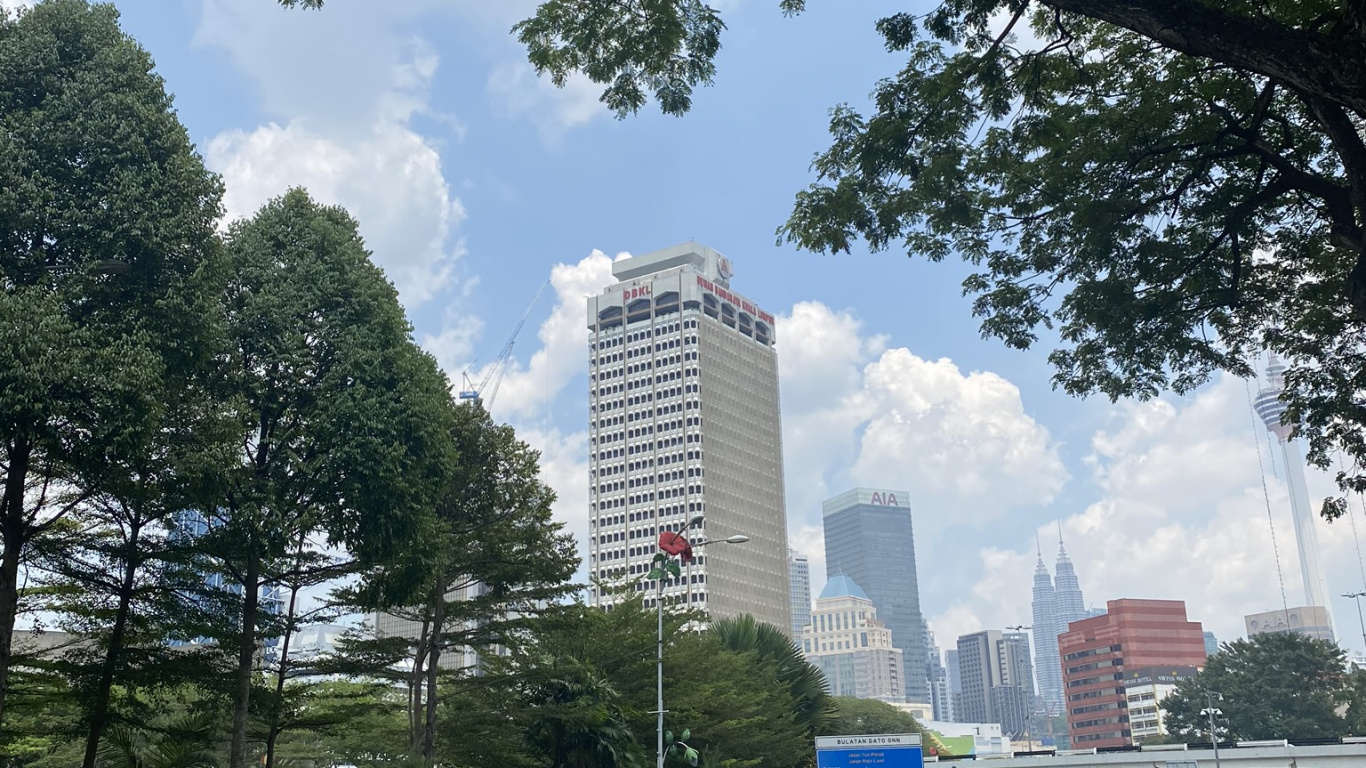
517, 426, 592, 579
487, 60, 607, 139
480, 250, 623, 419
1, 1, 29, 14
197, 1, 468, 307
935, 373, 1366, 654
776, 301, 1067, 606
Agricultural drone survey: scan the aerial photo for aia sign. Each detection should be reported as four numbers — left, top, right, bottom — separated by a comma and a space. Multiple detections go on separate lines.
869, 491, 900, 507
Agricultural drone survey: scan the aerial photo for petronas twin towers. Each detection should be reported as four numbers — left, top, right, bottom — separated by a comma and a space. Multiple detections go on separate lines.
1031, 535, 1089, 714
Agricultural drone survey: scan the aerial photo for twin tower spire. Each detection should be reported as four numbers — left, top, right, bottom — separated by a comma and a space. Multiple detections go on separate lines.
1031, 525, 1088, 714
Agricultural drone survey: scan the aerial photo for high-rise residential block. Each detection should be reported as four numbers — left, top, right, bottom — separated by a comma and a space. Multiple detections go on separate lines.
954, 630, 1036, 739
822, 487, 930, 703
802, 575, 905, 701
586, 244, 790, 631
1059, 599, 1207, 749
789, 548, 812, 637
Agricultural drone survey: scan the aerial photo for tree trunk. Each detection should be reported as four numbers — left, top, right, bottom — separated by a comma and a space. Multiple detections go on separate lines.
408, 617, 430, 753
264, 536, 306, 768
80, 518, 143, 768
0, 437, 32, 729
229, 553, 261, 768
422, 586, 446, 761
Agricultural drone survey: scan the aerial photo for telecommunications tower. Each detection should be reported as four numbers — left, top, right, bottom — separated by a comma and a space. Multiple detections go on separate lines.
1252, 355, 1335, 632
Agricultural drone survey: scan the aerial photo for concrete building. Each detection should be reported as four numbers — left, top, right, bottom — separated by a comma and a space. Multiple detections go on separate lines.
1059, 599, 1207, 749
1122, 665, 1199, 742
789, 548, 811, 637
802, 575, 905, 701
823, 487, 930, 702
1253, 356, 1335, 635
586, 244, 790, 631
955, 630, 1037, 739
1245, 605, 1336, 642
919, 720, 1012, 756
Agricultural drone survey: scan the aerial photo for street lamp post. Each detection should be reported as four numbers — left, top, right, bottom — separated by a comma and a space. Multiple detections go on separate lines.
1344, 592, 1366, 658
1201, 691, 1224, 768
651, 518, 748, 768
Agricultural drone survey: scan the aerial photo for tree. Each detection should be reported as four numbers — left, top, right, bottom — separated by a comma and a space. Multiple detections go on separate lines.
1161, 632, 1350, 741
708, 614, 834, 737
510, 0, 1366, 506
820, 697, 922, 737
205, 188, 456, 768
0, 0, 224, 728
345, 400, 577, 762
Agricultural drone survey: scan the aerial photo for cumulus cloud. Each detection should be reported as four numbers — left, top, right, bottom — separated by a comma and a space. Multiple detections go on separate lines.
933, 373, 1366, 652
197, 1, 468, 307
480, 250, 623, 419
776, 301, 1067, 599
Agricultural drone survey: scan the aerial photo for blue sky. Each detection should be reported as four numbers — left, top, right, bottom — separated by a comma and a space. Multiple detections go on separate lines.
19, 0, 1366, 654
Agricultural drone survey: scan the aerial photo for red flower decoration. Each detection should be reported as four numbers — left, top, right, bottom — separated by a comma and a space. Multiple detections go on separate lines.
658, 531, 694, 563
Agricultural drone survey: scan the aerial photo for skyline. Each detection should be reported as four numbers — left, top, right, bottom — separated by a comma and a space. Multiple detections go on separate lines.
39, 0, 1366, 654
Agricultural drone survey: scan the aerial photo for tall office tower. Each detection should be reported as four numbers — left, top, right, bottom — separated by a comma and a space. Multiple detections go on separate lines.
788, 548, 812, 637
1253, 355, 1335, 632
1059, 599, 1207, 749
1203, 631, 1219, 656
945, 648, 963, 720
823, 488, 930, 703
801, 575, 905, 701
928, 630, 956, 721
586, 244, 791, 631
1031, 546, 1063, 715
1053, 534, 1088, 628
955, 630, 1037, 738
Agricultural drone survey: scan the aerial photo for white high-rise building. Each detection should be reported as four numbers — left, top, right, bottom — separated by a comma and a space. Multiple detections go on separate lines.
1253, 355, 1335, 636
789, 548, 812, 637
586, 244, 791, 632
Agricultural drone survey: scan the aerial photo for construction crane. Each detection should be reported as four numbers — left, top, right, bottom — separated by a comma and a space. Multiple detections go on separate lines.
459, 280, 550, 408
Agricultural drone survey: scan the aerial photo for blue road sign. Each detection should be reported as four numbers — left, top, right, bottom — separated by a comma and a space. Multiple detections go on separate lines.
815, 734, 923, 768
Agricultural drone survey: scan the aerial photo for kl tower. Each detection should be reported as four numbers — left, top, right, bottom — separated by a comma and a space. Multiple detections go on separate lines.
1250, 355, 1336, 640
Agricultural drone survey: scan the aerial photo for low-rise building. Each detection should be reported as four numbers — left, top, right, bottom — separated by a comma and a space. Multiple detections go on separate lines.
1122, 665, 1199, 741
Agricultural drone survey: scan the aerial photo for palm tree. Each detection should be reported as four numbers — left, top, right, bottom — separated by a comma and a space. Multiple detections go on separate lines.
521, 660, 640, 768
98, 710, 220, 768
708, 615, 835, 735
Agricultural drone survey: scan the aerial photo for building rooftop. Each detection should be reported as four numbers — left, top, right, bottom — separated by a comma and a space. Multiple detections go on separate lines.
819, 574, 870, 601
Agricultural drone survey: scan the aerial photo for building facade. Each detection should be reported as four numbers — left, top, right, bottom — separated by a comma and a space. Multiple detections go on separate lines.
1203, 631, 1219, 656
1059, 599, 1207, 749
789, 548, 812, 637
823, 487, 930, 702
802, 575, 905, 701
586, 244, 790, 631
1245, 605, 1335, 642
1123, 666, 1200, 742
928, 629, 957, 722
955, 630, 1037, 739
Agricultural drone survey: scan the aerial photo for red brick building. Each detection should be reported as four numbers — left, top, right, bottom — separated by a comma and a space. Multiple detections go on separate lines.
1059, 599, 1207, 748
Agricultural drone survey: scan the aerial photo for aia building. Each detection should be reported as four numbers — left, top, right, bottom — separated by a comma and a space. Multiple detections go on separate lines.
1059, 599, 1208, 748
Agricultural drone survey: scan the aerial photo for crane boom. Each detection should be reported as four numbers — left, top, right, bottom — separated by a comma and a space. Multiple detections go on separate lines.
459, 280, 551, 407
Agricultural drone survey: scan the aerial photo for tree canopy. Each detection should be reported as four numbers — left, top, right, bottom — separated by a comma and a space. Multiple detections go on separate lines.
511, 0, 1366, 509
1161, 632, 1351, 741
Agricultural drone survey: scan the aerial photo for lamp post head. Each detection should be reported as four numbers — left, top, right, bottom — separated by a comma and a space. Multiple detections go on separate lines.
725, 535, 750, 544
686, 515, 705, 529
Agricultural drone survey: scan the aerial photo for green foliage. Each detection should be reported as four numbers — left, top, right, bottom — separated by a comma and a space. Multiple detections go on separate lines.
513, 0, 1366, 504
0, 0, 224, 730
709, 614, 835, 737
263, 681, 412, 767
1161, 632, 1350, 740
820, 697, 921, 737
